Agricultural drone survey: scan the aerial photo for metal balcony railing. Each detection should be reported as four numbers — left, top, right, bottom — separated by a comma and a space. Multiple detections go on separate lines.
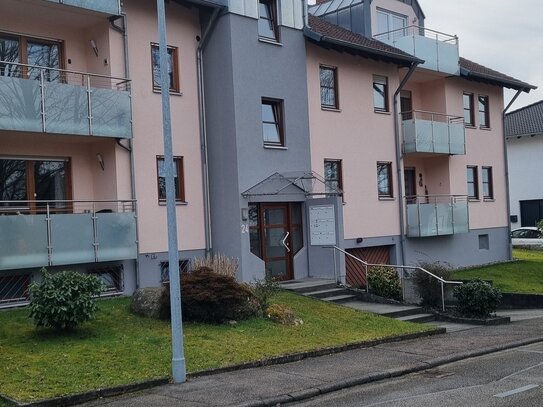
0, 61, 132, 139
0, 200, 137, 271
406, 195, 469, 237
402, 110, 465, 155
374, 25, 460, 74
43, 0, 121, 15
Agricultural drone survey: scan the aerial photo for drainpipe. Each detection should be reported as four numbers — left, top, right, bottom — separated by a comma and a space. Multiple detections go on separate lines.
111, 12, 141, 289
503, 89, 524, 261
197, 7, 222, 257
393, 61, 420, 266
302, 0, 308, 26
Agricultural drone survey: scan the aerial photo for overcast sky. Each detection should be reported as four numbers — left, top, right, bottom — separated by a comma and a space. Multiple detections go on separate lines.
417, 0, 542, 111
308, 0, 542, 111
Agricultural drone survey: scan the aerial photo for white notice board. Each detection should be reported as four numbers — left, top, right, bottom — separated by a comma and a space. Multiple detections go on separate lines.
309, 205, 336, 246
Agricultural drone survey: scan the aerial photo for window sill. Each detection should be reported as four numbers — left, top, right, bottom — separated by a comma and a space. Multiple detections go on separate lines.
159, 201, 188, 206
374, 109, 391, 115
264, 144, 287, 150
321, 106, 341, 113
468, 198, 480, 202
483, 198, 495, 202
464, 125, 477, 129
258, 37, 283, 46
480, 126, 492, 131
153, 89, 183, 97
378, 196, 395, 201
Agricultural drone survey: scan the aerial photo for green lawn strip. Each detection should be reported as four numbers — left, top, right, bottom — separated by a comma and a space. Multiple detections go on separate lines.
452, 249, 543, 294
0, 291, 432, 402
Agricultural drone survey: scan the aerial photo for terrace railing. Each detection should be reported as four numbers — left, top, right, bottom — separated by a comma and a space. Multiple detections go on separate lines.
0, 61, 132, 139
406, 195, 469, 237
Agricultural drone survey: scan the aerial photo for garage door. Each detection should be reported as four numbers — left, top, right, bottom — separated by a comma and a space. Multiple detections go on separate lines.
520, 199, 543, 227
346, 246, 391, 288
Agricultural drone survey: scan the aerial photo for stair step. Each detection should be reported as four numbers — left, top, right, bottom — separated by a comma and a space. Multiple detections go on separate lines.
280, 280, 337, 294
321, 294, 358, 303
305, 287, 353, 299
381, 307, 426, 318
397, 313, 437, 323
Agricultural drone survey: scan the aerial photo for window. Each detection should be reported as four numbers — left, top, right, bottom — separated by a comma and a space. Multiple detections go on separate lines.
320, 66, 339, 109
258, 0, 279, 42
88, 265, 123, 293
482, 166, 493, 200
0, 274, 30, 304
377, 162, 393, 198
0, 158, 71, 212
467, 166, 479, 200
478, 234, 490, 250
478, 95, 490, 128
0, 33, 62, 81
261, 98, 284, 146
376, 9, 407, 40
324, 159, 343, 195
156, 156, 185, 202
463, 92, 475, 126
160, 260, 191, 283
373, 75, 389, 112
151, 43, 179, 92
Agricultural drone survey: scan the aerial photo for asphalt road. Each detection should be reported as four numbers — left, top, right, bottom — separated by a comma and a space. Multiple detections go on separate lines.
291, 343, 543, 407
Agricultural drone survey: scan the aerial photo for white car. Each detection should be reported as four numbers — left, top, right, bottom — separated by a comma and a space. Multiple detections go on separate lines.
511, 227, 543, 248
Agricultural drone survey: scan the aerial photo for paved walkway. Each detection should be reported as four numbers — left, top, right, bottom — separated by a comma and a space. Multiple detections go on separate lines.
81, 311, 543, 407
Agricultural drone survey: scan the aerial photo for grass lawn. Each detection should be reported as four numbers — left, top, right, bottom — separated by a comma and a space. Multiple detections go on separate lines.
452, 249, 543, 294
0, 291, 432, 403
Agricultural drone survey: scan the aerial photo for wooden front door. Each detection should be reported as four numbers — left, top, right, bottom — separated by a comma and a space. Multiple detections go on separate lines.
261, 203, 293, 281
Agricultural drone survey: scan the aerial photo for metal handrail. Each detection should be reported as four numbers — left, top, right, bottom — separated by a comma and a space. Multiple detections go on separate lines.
401, 110, 463, 122
374, 25, 458, 44
325, 245, 462, 311
0, 60, 130, 83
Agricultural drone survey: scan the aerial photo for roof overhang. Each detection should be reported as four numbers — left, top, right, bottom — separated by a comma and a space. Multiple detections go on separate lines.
459, 67, 537, 93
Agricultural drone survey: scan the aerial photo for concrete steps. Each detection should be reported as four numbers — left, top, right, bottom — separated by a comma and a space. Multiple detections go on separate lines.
281, 279, 439, 327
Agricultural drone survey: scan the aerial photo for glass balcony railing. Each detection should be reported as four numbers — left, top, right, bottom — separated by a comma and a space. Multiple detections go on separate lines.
402, 110, 465, 155
43, 0, 121, 15
374, 26, 460, 75
0, 200, 137, 271
0, 61, 132, 139
406, 195, 469, 237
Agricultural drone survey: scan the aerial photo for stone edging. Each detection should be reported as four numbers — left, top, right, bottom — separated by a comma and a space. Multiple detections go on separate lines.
435, 313, 511, 326
0, 328, 444, 407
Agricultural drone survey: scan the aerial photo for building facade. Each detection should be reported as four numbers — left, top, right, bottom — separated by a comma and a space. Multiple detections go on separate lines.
0, 0, 535, 305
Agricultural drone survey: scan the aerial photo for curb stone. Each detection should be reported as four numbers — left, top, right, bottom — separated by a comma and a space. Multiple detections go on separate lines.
225, 336, 543, 407
0, 328, 443, 407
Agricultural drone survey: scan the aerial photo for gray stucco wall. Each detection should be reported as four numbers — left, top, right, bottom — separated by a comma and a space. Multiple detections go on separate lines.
204, 13, 314, 282
137, 249, 205, 287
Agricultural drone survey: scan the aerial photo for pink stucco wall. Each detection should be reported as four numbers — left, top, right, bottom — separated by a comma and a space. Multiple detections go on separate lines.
306, 43, 402, 239
125, 0, 206, 253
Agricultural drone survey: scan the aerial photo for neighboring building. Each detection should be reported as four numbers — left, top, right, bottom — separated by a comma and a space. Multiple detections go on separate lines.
506, 101, 543, 228
0, 0, 536, 305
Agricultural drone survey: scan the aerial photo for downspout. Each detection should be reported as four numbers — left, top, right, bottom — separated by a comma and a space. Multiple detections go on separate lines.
302, 0, 308, 26
393, 61, 419, 266
111, 12, 141, 289
197, 7, 222, 257
503, 89, 524, 261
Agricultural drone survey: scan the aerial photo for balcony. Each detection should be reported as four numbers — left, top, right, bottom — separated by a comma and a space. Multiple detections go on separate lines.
0, 62, 132, 139
0, 200, 137, 271
43, 0, 121, 15
406, 195, 469, 237
375, 26, 459, 75
402, 110, 465, 155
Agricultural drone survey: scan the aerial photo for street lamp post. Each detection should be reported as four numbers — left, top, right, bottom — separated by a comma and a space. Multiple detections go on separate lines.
156, 0, 186, 383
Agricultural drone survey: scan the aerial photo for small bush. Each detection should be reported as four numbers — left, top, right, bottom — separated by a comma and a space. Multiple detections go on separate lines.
413, 262, 452, 307
190, 253, 239, 278
29, 269, 104, 331
248, 275, 281, 315
453, 279, 502, 318
368, 266, 402, 301
266, 303, 302, 325
164, 267, 257, 323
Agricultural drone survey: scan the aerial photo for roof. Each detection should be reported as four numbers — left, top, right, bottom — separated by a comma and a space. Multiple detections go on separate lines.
305, 14, 422, 67
505, 100, 543, 138
459, 57, 536, 92
310, 0, 426, 19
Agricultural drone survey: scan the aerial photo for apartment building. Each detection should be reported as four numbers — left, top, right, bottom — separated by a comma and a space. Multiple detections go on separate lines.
0, 0, 535, 305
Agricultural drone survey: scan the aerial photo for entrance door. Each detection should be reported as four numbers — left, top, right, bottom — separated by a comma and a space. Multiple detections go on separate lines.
404, 167, 416, 203
261, 203, 293, 281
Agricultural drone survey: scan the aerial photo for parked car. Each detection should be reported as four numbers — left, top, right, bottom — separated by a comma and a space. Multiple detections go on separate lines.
511, 227, 543, 248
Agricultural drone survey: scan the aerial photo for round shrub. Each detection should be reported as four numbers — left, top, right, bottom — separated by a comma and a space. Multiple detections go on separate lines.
29, 270, 104, 330
412, 262, 452, 307
368, 266, 402, 301
453, 279, 502, 318
164, 267, 257, 323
